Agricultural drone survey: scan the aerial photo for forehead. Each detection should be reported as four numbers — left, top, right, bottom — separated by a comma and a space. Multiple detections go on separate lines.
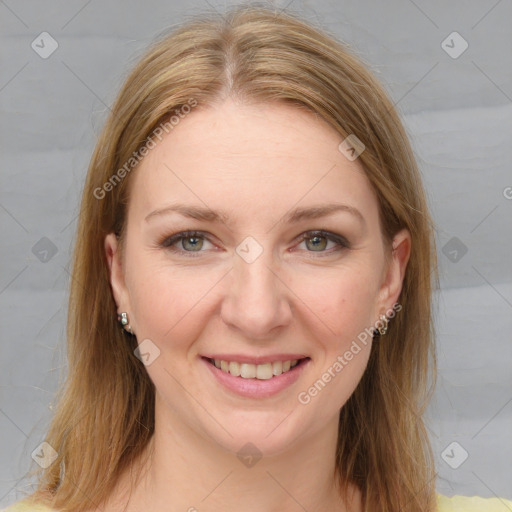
128, 99, 379, 228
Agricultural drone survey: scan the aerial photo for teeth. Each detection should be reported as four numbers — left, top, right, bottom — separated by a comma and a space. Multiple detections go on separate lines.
256, 363, 273, 380
211, 358, 302, 379
240, 363, 256, 379
228, 361, 241, 377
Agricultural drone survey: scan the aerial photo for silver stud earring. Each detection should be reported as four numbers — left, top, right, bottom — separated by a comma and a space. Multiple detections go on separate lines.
117, 312, 133, 335
373, 314, 389, 337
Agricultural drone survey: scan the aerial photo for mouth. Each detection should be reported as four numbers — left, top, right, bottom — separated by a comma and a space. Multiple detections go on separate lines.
202, 356, 311, 380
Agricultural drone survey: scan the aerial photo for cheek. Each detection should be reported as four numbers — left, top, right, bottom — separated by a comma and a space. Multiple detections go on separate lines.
297, 264, 379, 344
126, 251, 224, 349
294, 272, 376, 415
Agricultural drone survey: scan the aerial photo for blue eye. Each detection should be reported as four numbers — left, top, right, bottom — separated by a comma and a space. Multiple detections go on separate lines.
158, 230, 350, 257
159, 231, 212, 256
296, 230, 350, 254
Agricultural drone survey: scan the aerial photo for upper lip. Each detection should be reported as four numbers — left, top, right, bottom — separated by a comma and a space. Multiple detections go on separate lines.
202, 353, 309, 364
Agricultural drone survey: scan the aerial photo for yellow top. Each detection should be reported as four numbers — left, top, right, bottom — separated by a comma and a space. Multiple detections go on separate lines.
436, 494, 512, 511
2, 493, 512, 511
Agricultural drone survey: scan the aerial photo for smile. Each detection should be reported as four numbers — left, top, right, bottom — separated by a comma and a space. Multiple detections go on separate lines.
201, 355, 311, 398
206, 357, 308, 380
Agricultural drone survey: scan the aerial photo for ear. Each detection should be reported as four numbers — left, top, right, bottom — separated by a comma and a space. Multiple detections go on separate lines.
104, 232, 130, 314
376, 228, 411, 314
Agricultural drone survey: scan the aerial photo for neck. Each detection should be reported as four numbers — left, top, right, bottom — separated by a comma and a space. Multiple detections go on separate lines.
102, 395, 361, 512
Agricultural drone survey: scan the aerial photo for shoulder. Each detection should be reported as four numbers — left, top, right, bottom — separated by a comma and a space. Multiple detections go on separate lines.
436, 492, 512, 511
1, 498, 57, 512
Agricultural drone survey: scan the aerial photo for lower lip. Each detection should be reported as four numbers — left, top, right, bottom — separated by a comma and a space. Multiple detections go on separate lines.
201, 357, 310, 399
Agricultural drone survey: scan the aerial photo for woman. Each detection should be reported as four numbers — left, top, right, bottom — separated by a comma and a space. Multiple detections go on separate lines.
4, 5, 511, 512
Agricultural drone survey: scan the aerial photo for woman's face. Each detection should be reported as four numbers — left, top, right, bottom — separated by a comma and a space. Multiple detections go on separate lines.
105, 99, 410, 456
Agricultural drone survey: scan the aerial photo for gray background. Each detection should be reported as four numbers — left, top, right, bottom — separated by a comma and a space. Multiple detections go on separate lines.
1, 0, 511, 506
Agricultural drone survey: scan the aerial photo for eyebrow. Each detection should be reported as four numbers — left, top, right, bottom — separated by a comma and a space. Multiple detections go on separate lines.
144, 202, 365, 226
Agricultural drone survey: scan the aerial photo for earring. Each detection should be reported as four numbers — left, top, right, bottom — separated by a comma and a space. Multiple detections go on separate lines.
373, 314, 389, 337
117, 312, 133, 335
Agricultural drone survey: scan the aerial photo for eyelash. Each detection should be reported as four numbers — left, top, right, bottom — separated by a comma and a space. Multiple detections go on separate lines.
157, 230, 350, 258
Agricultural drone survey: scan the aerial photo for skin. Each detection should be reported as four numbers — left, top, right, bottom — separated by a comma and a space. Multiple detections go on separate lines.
103, 98, 411, 512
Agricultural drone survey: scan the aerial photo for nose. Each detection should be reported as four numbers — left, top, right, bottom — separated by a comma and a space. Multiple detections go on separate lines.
220, 248, 293, 340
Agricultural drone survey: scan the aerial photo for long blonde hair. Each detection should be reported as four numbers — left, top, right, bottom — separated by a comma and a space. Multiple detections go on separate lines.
28, 5, 438, 511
